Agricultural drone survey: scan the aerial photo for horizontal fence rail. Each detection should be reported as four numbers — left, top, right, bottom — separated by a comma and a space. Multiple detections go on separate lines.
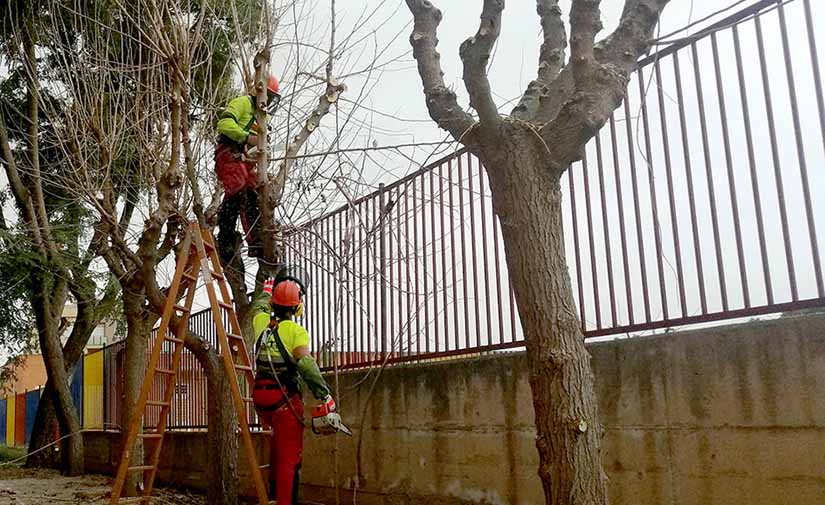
85, 0, 825, 432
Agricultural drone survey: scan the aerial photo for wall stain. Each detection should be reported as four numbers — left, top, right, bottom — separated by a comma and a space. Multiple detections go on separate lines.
728, 337, 754, 424
697, 432, 714, 505
424, 364, 452, 493
684, 343, 710, 421
498, 365, 519, 505
755, 333, 781, 423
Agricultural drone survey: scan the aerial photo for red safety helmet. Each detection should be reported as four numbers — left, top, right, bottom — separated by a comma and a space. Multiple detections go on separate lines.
267, 74, 280, 95
271, 279, 302, 307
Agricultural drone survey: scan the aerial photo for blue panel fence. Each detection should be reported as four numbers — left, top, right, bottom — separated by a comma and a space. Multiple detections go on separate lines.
24, 389, 40, 445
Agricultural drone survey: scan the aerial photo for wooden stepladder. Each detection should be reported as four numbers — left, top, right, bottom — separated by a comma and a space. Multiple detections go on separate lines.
109, 223, 269, 505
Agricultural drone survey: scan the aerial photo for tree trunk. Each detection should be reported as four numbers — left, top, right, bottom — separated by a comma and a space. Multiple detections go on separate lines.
185, 334, 239, 505
25, 383, 61, 469
32, 295, 85, 476
482, 132, 609, 505
28, 300, 99, 469
122, 290, 149, 495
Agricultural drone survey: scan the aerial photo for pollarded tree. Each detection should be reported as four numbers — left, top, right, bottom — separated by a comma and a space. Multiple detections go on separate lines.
404, 1, 670, 504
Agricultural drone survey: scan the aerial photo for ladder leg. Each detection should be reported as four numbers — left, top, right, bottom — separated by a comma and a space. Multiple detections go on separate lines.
143, 260, 200, 496
110, 233, 194, 505
192, 225, 271, 505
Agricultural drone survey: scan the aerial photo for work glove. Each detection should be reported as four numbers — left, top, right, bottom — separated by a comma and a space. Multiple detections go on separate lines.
262, 277, 275, 297
322, 394, 336, 413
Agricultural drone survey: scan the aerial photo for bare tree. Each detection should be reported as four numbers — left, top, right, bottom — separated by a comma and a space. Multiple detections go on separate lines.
404, 0, 671, 503
29, 0, 262, 499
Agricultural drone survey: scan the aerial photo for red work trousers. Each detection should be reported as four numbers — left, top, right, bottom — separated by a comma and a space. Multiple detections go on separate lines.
253, 381, 305, 505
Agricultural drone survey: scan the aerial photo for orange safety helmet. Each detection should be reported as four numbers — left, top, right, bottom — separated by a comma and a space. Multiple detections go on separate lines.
271, 279, 302, 307
267, 74, 280, 95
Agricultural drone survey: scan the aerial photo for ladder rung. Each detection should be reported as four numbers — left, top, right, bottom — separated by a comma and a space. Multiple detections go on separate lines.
145, 400, 170, 407
183, 271, 198, 282
235, 364, 253, 372
242, 397, 254, 403
227, 333, 244, 341
156, 368, 175, 375
165, 336, 183, 344
139, 433, 163, 439
127, 465, 155, 472
201, 238, 215, 250
218, 301, 233, 310
173, 304, 190, 313
209, 270, 225, 281
118, 497, 149, 504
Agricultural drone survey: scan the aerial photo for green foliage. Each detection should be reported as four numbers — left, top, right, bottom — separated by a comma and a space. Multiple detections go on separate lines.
0, 220, 37, 356
0, 445, 26, 463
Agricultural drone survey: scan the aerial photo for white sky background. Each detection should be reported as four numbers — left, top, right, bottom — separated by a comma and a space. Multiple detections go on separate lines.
281, 0, 724, 178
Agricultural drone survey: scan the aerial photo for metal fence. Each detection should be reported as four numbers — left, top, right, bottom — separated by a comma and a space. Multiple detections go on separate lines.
284, 0, 825, 365
92, 0, 825, 430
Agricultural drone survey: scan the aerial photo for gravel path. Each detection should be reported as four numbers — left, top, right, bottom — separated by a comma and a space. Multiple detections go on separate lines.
0, 466, 204, 504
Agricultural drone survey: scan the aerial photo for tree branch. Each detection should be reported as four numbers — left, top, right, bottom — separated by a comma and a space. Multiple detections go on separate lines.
539, 0, 670, 166
459, 0, 504, 127
512, 0, 567, 119
0, 114, 42, 248
96, 229, 128, 281
405, 0, 477, 142
531, 0, 670, 124
596, 0, 671, 74
23, 25, 56, 258
136, 69, 184, 269
570, 0, 603, 86
272, 80, 346, 206
156, 215, 181, 264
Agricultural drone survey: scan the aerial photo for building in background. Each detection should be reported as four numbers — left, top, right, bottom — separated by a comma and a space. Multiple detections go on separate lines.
60, 303, 118, 349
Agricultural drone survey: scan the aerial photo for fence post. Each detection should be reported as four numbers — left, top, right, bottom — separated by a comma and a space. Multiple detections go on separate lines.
379, 183, 388, 361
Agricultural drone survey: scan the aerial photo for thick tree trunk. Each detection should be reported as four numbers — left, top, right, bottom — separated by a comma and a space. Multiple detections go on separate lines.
25, 384, 61, 468
482, 131, 609, 505
185, 334, 239, 505
122, 291, 149, 495
28, 301, 98, 469
32, 297, 84, 476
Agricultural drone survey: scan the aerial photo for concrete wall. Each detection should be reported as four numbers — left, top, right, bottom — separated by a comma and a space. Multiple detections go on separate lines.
84, 313, 825, 504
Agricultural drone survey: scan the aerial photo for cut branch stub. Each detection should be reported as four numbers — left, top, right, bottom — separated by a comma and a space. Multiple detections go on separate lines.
570, 0, 604, 87
459, 0, 504, 127
512, 0, 567, 120
406, 0, 477, 143
540, 63, 628, 169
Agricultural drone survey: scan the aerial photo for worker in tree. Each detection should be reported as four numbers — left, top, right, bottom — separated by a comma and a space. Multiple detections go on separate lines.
215, 75, 282, 261
251, 275, 335, 504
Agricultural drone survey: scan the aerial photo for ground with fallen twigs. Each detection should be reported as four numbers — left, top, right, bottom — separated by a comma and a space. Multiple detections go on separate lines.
0, 465, 204, 504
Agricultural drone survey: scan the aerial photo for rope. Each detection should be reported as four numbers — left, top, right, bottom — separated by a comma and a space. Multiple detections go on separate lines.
0, 428, 91, 467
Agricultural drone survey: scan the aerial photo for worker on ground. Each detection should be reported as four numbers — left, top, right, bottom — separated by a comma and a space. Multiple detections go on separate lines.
251, 275, 335, 505
215, 75, 282, 262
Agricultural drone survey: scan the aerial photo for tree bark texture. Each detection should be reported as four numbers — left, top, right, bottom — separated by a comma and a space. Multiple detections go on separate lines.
185, 334, 239, 505
121, 290, 150, 495
482, 130, 608, 505
25, 388, 61, 469
27, 294, 101, 469
31, 281, 84, 476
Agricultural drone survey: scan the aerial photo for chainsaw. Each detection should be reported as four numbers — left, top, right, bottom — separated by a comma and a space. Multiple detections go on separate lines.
311, 400, 352, 436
